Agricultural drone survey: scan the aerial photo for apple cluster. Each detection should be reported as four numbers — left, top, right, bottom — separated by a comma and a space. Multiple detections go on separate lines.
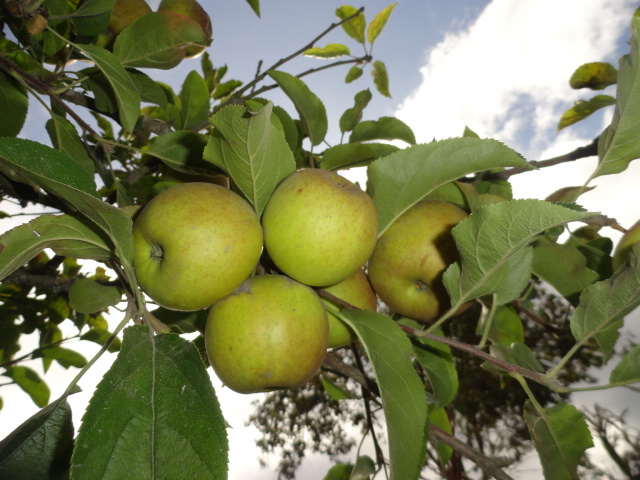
132, 169, 468, 394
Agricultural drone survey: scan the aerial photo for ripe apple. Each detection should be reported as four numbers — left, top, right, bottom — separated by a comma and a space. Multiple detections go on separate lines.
322, 269, 377, 348
132, 182, 263, 311
205, 274, 329, 394
367, 199, 468, 323
262, 168, 378, 287
95, 0, 152, 50
612, 219, 640, 271
157, 0, 212, 58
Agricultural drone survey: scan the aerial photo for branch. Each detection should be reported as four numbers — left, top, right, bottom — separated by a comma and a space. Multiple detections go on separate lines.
321, 351, 379, 396
234, 6, 366, 98
430, 426, 515, 480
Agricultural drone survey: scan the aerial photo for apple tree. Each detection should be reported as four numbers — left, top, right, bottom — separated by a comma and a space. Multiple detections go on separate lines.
0, 1, 640, 479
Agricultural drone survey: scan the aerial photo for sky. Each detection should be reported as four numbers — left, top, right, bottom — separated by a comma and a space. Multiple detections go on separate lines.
2, 0, 640, 479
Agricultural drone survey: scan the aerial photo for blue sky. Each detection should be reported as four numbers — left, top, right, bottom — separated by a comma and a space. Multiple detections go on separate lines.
3, 1, 640, 479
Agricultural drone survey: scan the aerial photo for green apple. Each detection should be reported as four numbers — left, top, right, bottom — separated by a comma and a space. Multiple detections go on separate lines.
132, 182, 263, 311
262, 168, 378, 287
158, 0, 212, 58
205, 274, 329, 394
612, 219, 640, 271
367, 199, 468, 323
95, 0, 152, 49
322, 269, 377, 348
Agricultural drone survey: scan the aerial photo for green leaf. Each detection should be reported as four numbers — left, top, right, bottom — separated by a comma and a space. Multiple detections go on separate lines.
0, 214, 113, 280
69, 0, 117, 36
486, 305, 525, 345
339, 310, 428, 480
267, 70, 328, 146
335, 6, 366, 44
3, 366, 50, 407
68, 278, 121, 314
429, 406, 453, 467
41, 347, 88, 369
70, 326, 228, 479
46, 114, 94, 175
321, 375, 354, 400
371, 60, 390, 97
0, 139, 134, 265
304, 43, 350, 59
127, 69, 168, 106
523, 401, 593, 480
367, 3, 396, 44
204, 103, 296, 215
532, 242, 600, 303
144, 130, 211, 174
76, 44, 141, 132
345, 66, 364, 83
491, 343, 544, 373
442, 200, 595, 307
349, 116, 415, 144
339, 89, 372, 133
243, 0, 260, 17
0, 397, 74, 480
319, 143, 399, 171
180, 70, 210, 130
570, 244, 640, 359
569, 62, 617, 90
0, 71, 28, 137
610, 344, 640, 384
367, 137, 530, 236
557, 95, 616, 131
113, 12, 211, 70
594, 17, 640, 177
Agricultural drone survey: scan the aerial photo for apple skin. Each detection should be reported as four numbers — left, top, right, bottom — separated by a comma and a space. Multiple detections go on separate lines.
205, 275, 329, 394
612, 219, 640, 271
262, 168, 378, 287
132, 182, 263, 311
157, 0, 212, 58
95, 0, 152, 49
323, 269, 377, 348
367, 199, 468, 323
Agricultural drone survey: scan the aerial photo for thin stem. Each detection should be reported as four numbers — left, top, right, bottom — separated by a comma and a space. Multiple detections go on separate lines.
478, 294, 498, 349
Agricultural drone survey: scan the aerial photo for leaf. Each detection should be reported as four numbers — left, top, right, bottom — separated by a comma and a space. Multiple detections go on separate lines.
0, 214, 113, 280
69, 0, 117, 36
0, 397, 74, 480
523, 401, 593, 480
41, 347, 88, 369
339, 89, 372, 133
70, 326, 228, 480
0, 71, 28, 137
610, 344, 640, 384
321, 375, 353, 401
594, 17, 640, 177
304, 43, 350, 59
244, 0, 260, 17
204, 103, 296, 215
569, 62, 617, 90
46, 114, 94, 175
180, 70, 210, 130
367, 137, 530, 236
68, 278, 121, 314
486, 305, 525, 345
349, 116, 415, 144
367, 3, 396, 44
144, 130, 211, 174
335, 6, 365, 44
429, 406, 453, 467
339, 309, 428, 480
491, 343, 544, 373
345, 66, 364, 83
319, 143, 399, 171
267, 70, 328, 146
3, 366, 50, 408
557, 95, 615, 131
0, 139, 134, 265
113, 12, 211, 70
127, 69, 168, 106
371, 60, 390, 97
442, 200, 595, 307
76, 44, 141, 132
570, 244, 640, 360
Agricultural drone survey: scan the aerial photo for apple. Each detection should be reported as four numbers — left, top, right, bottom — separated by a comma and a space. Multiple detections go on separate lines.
132, 182, 263, 311
367, 199, 468, 323
262, 168, 378, 287
322, 269, 377, 348
95, 0, 152, 50
205, 274, 329, 394
612, 219, 640, 270
157, 0, 212, 58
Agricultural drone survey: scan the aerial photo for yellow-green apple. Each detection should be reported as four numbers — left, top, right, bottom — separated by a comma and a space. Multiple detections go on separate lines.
132, 182, 263, 311
612, 219, 640, 270
261, 168, 378, 287
95, 0, 152, 49
367, 199, 468, 323
322, 269, 377, 348
205, 274, 329, 394
157, 0, 212, 58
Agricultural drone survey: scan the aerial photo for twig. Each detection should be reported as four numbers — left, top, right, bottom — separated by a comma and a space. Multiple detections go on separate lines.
234, 6, 366, 98
321, 351, 379, 396
430, 425, 515, 480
